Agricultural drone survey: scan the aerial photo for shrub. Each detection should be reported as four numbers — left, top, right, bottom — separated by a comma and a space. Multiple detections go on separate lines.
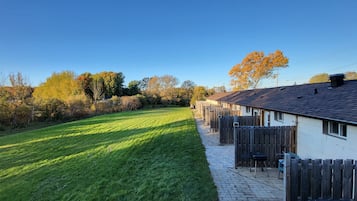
136, 94, 148, 106
91, 100, 114, 114
64, 95, 91, 120
11, 103, 32, 128
120, 96, 142, 111
110, 96, 121, 112
0, 101, 10, 126
34, 98, 66, 121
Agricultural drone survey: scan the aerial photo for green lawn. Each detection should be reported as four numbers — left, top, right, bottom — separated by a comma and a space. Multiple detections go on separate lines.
0, 107, 217, 201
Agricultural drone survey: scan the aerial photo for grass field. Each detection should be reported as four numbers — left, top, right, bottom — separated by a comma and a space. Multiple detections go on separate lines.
0, 107, 217, 201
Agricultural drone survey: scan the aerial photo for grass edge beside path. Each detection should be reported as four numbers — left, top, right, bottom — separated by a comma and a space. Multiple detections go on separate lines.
0, 107, 218, 201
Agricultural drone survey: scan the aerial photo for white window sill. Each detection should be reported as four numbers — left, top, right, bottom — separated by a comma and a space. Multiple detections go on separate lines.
325, 133, 347, 140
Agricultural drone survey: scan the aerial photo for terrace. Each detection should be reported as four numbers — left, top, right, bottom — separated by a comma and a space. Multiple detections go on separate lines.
196, 118, 284, 201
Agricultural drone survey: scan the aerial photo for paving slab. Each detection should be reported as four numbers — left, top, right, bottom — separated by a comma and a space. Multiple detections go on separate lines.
196, 118, 284, 201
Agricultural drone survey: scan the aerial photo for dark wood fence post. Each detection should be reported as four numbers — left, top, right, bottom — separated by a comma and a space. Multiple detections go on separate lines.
300, 159, 309, 200
284, 153, 294, 201
333, 159, 343, 200
218, 115, 224, 144
233, 120, 239, 169
343, 159, 353, 199
354, 160, 357, 201
322, 159, 332, 199
249, 126, 254, 154
311, 159, 322, 199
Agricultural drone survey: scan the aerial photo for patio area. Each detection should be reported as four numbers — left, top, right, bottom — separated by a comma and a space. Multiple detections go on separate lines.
196, 118, 284, 201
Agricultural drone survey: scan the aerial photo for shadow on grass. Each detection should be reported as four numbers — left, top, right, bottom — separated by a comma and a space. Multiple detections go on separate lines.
0, 114, 217, 201
0, 119, 190, 171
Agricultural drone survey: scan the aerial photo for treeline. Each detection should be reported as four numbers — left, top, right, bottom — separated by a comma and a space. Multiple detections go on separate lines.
309, 71, 357, 83
0, 71, 220, 130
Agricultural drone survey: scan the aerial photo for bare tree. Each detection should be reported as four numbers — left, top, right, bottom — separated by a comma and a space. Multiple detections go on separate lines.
90, 76, 105, 102
9, 72, 32, 102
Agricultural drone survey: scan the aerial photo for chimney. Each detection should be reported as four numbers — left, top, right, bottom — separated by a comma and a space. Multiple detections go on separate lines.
329, 73, 345, 88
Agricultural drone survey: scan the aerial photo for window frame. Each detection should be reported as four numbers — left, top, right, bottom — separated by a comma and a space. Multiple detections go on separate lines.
322, 120, 347, 138
245, 106, 251, 114
274, 111, 284, 122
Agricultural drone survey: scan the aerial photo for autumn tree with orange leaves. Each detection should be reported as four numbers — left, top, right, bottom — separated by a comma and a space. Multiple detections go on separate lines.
229, 50, 289, 91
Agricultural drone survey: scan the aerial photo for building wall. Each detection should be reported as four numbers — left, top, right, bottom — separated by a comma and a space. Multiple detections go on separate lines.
297, 116, 357, 159
273, 111, 295, 126
262, 110, 296, 127
260, 110, 357, 159
205, 99, 219, 105
229, 105, 357, 160
240, 106, 251, 116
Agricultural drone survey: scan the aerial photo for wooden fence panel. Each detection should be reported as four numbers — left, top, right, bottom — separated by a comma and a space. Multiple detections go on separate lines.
311, 159, 322, 199
333, 159, 343, 200
197, 105, 240, 133
234, 126, 296, 168
321, 159, 332, 199
285, 158, 357, 201
234, 126, 251, 167
344, 159, 353, 199
220, 115, 260, 144
300, 160, 309, 200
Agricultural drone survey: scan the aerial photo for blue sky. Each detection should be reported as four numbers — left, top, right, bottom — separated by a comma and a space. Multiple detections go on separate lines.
1, 0, 356, 89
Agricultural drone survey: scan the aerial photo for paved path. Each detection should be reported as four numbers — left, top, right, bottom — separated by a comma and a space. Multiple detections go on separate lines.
196, 119, 284, 201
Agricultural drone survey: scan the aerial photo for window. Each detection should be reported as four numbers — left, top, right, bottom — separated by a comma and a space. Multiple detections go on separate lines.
274, 111, 283, 121
246, 106, 251, 113
322, 120, 347, 137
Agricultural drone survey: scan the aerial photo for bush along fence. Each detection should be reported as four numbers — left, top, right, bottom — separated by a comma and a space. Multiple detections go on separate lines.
284, 155, 357, 201
234, 125, 297, 168
219, 115, 260, 144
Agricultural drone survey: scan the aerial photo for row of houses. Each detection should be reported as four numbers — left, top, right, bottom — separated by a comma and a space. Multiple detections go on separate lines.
205, 74, 357, 160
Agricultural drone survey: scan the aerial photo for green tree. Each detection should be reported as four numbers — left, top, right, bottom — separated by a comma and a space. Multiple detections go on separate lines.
190, 86, 207, 105
127, 80, 141, 95
34, 71, 90, 121
308, 71, 357, 83
33, 71, 84, 103
99, 71, 125, 98
77, 72, 94, 101
229, 50, 289, 90
309, 73, 329, 83
139, 77, 150, 92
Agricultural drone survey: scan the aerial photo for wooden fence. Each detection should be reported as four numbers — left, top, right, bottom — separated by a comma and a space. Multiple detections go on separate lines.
195, 101, 211, 119
219, 115, 260, 144
285, 155, 357, 201
196, 104, 239, 130
209, 109, 240, 132
234, 126, 296, 168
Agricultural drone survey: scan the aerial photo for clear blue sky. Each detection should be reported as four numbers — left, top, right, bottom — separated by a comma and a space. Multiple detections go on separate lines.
1, 0, 357, 89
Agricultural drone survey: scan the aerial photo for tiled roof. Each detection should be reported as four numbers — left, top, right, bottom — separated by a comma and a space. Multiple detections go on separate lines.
219, 80, 357, 124
206, 92, 234, 101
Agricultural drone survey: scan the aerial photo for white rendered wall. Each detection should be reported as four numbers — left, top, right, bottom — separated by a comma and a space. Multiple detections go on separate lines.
264, 111, 297, 126
297, 116, 357, 160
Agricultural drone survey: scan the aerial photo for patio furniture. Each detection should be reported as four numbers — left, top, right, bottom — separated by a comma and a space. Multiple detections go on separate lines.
250, 152, 269, 177
278, 152, 299, 179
